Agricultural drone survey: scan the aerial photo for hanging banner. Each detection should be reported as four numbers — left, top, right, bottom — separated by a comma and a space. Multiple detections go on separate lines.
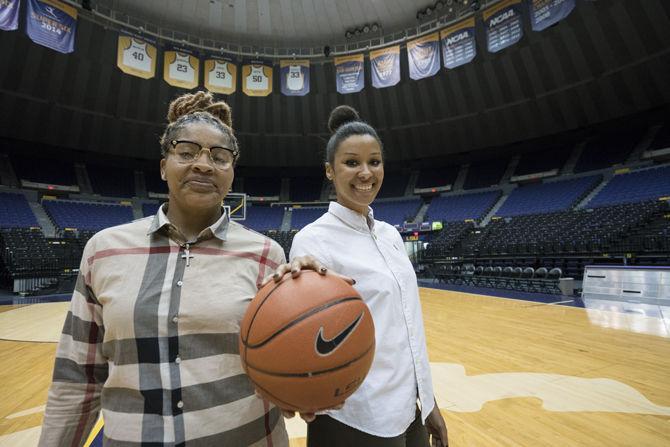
116, 31, 157, 79
25, 0, 77, 54
440, 18, 476, 70
280, 59, 310, 96
163, 46, 200, 89
407, 33, 440, 80
204, 55, 237, 95
483, 0, 523, 54
530, 0, 576, 31
370, 46, 400, 89
0, 0, 20, 31
334, 54, 364, 94
242, 60, 272, 96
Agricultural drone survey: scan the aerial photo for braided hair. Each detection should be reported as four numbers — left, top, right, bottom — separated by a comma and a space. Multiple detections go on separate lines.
325, 105, 382, 164
159, 91, 239, 162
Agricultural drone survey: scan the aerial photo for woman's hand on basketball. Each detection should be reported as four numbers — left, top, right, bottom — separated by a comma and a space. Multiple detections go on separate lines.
262, 255, 355, 286
426, 400, 448, 447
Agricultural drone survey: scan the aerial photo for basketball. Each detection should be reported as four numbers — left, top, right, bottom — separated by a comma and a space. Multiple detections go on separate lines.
239, 271, 375, 412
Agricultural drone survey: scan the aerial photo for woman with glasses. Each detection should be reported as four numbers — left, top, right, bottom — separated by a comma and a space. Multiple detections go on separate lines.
38, 91, 336, 447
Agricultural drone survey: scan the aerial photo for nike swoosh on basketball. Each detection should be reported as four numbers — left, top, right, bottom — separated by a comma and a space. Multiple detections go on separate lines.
315, 312, 364, 356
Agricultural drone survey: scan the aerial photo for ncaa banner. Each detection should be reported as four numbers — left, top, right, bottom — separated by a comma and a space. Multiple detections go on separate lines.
484, 0, 523, 54
164, 46, 200, 89
204, 54, 237, 95
407, 33, 440, 80
280, 59, 310, 96
242, 60, 272, 97
116, 31, 157, 79
26, 0, 77, 54
0, 0, 20, 31
370, 46, 400, 89
440, 18, 476, 70
531, 0, 575, 31
334, 54, 364, 94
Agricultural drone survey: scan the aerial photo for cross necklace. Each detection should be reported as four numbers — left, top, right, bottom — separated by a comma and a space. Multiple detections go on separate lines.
181, 243, 194, 267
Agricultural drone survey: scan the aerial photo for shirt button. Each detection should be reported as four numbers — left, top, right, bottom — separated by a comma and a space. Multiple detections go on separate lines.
177, 280, 183, 287
177, 401, 184, 409
172, 315, 179, 323
175, 356, 182, 364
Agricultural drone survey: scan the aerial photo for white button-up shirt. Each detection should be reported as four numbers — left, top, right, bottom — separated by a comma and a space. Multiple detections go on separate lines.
289, 201, 435, 437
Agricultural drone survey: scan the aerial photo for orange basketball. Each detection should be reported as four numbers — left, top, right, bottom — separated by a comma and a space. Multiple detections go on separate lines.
239, 271, 375, 413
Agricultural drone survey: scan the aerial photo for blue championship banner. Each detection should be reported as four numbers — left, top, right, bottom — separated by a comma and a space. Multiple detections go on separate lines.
204, 54, 237, 95
26, 0, 77, 53
280, 59, 310, 96
334, 54, 364, 94
164, 46, 200, 89
0, 0, 20, 31
370, 45, 400, 89
407, 33, 440, 80
530, 0, 575, 31
483, 0, 523, 54
440, 18, 476, 70
242, 59, 272, 96
117, 30, 157, 79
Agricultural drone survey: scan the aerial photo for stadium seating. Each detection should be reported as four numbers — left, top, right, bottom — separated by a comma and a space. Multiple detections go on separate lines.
289, 176, 323, 202
42, 200, 134, 231
463, 159, 508, 190
377, 175, 408, 198
514, 145, 571, 176
574, 127, 644, 173
142, 202, 161, 217
243, 177, 281, 197
290, 207, 327, 229
587, 165, 670, 208
372, 199, 422, 226
415, 166, 460, 189
0, 192, 39, 228
10, 155, 77, 186
426, 190, 500, 222
497, 175, 600, 217
243, 205, 285, 232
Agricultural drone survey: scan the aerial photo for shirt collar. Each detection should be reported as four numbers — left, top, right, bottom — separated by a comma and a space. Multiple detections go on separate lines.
328, 201, 375, 232
147, 203, 229, 242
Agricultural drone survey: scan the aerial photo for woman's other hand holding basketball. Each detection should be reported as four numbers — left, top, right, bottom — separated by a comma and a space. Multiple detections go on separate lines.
426, 399, 448, 447
280, 403, 344, 423
263, 255, 354, 286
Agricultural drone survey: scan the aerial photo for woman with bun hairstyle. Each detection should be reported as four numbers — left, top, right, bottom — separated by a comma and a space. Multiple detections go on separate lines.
288, 106, 449, 447
38, 91, 330, 447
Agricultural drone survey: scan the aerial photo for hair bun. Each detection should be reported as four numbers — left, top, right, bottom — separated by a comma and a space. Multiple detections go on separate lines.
167, 91, 233, 128
328, 105, 360, 134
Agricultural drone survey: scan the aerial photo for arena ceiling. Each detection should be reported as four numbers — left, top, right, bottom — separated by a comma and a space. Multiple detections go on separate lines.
0, 0, 669, 168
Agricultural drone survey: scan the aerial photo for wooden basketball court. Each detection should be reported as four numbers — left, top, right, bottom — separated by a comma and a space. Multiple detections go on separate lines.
1, 287, 669, 446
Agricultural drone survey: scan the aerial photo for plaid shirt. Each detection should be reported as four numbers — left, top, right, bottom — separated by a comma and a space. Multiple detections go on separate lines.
39, 205, 288, 446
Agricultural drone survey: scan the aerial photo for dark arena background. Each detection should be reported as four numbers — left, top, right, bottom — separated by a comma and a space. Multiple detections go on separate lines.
0, 0, 669, 446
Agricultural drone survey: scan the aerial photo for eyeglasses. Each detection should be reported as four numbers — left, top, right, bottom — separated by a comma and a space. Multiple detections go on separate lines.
169, 140, 238, 169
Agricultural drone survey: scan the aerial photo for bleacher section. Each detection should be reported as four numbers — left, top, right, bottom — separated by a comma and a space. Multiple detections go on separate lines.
415, 166, 459, 189
290, 207, 327, 229
574, 127, 644, 173
587, 165, 670, 208
497, 175, 600, 217
426, 191, 500, 222
289, 177, 323, 202
649, 123, 670, 151
373, 199, 422, 226
144, 169, 168, 194
422, 222, 473, 259
514, 145, 571, 176
42, 200, 134, 231
243, 205, 284, 232
377, 176, 407, 198
88, 164, 135, 198
0, 192, 38, 228
264, 230, 297, 259
463, 159, 507, 190
142, 202, 161, 217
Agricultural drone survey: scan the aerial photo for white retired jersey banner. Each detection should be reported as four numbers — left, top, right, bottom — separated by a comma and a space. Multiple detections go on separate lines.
164, 47, 200, 89
370, 45, 400, 89
26, 0, 77, 54
407, 33, 440, 80
0, 0, 20, 31
280, 59, 309, 96
334, 54, 364, 94
440, 17, 476, 70
117, 31, 157, 79
204, 55, 237, 95
484, 0, 523, 54
530, 0, 575, 31
242, 60, 272, 96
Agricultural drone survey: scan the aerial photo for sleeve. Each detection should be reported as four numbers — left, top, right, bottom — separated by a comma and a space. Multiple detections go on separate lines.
289, 228, 332, 268
38, 237, 108, 447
